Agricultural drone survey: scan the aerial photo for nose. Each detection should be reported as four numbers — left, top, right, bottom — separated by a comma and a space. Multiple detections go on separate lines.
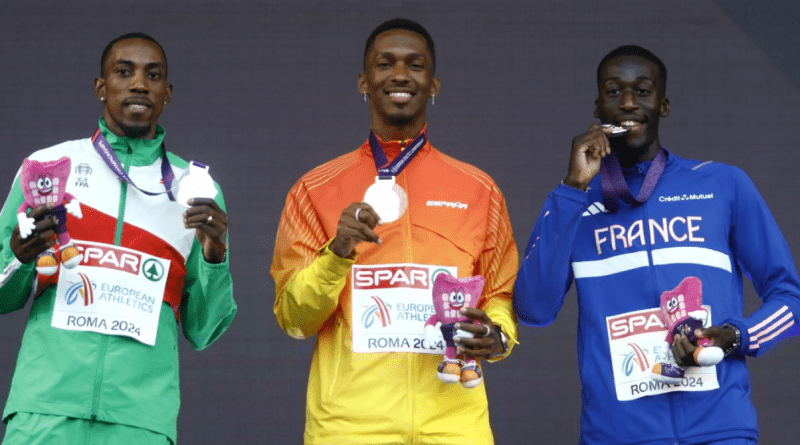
130, 70, 148, 92
391, 63, 410, 83
619, 89, 638, 111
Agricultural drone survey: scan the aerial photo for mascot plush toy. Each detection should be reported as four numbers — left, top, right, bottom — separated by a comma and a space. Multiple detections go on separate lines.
17, 156, 83, 275
651, 276, 724, 383
424, 274, 485, 389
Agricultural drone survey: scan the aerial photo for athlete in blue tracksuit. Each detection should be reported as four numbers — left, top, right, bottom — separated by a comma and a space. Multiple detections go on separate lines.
514, 45, 800, 445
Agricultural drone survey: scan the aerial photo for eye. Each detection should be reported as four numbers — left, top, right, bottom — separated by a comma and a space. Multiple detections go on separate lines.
117, 67, 131, 76
456, 292, 464, 303
666, 297, 679, 312
147, 72, 162, 80
37, 178, 45, 189
43, 177, 52, 188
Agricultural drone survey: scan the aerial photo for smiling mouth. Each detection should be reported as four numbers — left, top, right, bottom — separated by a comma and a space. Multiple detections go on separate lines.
388, 92, 412, 104
618, 120, 643, 129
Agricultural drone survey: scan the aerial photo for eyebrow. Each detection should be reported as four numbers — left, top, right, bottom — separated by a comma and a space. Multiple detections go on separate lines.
603, 76, 653, 83
114, 59, 167, 71
375, 51, 427, 60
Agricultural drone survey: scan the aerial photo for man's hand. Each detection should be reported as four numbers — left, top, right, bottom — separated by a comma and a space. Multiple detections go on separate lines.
11, 204, 58, 264
183, 198, 228, 263
672, 325, 736, 366
329, 203, 382, 258
453, 307, 504, 359
563, 124, 617, 191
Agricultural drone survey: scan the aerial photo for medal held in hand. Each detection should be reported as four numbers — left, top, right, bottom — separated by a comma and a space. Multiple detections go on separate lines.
363, 176, 408, 223
173, 161, 217, 207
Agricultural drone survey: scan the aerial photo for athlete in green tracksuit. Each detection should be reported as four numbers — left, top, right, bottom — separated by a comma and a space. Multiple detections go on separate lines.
0, 33, 235, 445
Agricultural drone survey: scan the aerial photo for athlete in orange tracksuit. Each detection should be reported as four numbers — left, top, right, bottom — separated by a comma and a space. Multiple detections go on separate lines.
271, 18, 518, 445
272, 128, 518, 444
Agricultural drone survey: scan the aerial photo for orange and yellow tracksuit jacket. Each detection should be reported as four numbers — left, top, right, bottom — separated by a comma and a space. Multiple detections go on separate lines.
271, 131, 518, 445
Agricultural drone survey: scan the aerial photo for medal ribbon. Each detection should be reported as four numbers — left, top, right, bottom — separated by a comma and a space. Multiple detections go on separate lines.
368, 129, 427, 179
91, 128, 176, 201
600, 147, 667, 212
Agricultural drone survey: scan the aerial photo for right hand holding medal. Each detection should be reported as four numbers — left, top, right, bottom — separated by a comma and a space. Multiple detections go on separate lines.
330, 203, 382, 258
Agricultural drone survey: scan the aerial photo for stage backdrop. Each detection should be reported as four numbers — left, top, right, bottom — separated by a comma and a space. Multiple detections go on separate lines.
1, 1, 798, 443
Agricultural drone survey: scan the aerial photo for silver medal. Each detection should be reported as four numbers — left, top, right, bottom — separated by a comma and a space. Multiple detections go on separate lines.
173, 161, 218, 207
363, 176, 408, 223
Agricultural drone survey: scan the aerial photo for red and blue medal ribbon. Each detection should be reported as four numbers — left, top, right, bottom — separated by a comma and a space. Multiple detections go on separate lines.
91, 128, 176, 201
600, 147, 666, 212
368, 129, 427, 178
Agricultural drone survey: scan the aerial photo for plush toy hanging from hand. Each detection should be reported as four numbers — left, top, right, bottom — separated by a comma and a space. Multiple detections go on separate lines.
651, 276, 724, 383
17, 156, 83, 275
424, 273, 485, 389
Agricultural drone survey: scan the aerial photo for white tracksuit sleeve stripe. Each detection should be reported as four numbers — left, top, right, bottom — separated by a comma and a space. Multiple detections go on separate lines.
750, 317, 795, 350
748, 305, 788, 335
651, 247, 732, 273
572, 251, 649, 279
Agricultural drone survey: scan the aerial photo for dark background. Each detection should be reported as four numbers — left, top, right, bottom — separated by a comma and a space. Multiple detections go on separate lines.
2, 1, 799, 443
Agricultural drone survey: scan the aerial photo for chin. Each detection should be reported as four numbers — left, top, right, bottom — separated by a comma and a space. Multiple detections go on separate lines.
386, 113, 415, 128
119, 123, 153, 138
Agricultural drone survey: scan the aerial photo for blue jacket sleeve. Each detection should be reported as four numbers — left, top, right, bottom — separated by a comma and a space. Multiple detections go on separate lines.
723, 167, 800, 357
513, 184, 589, 326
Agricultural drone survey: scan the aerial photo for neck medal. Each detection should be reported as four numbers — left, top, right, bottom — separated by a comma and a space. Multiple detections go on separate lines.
363, 130, 426, 222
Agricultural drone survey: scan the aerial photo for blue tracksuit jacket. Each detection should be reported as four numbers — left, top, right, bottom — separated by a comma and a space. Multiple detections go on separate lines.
514, 149, 800, 444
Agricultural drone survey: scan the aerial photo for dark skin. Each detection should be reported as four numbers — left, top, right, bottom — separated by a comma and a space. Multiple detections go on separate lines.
330, 29, 502, 358
11, 38, 227, 264
564, 55, 736, 362
564, 55, 670, 190
10, 205, 58, 264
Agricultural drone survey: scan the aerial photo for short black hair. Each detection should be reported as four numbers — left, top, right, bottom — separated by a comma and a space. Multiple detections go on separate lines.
100, 32, 167, 78
364, 18, 436, 74
597, 45, 666, 90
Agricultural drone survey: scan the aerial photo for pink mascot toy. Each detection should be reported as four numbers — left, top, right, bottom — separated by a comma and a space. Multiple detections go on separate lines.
424, 273, 485, 389
17, 156, 83, 275
651, 276, 724, 383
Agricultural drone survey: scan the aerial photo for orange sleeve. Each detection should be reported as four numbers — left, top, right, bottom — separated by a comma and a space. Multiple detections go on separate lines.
476, 183, 519, 361
270, 179, 354, 339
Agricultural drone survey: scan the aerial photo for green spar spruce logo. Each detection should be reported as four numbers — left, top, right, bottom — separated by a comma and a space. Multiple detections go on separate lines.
142, 258, 165, 282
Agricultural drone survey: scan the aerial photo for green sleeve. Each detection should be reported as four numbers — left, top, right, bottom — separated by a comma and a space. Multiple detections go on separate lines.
179, 184, 236, 350
0, 174, 37, 314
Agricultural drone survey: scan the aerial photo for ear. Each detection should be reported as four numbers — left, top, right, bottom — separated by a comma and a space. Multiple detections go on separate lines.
594, 98, 600, 119
164, 83, 173, 106
94, 77, 106, 102
430, 76, 441, 99
357, 73, 367, 97
660, 96, 670, 117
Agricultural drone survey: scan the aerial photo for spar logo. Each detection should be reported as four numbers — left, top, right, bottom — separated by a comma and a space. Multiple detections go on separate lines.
77, 242, 142, 275
361, 296, 392, 329
142, 258, 165, 282
65, 272, 96, 306
608, 309, 665, 339
622, 343, 650, 376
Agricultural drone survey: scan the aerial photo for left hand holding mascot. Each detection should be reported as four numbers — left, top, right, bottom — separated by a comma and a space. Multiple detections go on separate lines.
16, 156, 83, 275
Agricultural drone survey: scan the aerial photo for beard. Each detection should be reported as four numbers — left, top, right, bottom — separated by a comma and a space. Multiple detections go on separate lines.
119, 122, 152, 139
387, 112, 415, 128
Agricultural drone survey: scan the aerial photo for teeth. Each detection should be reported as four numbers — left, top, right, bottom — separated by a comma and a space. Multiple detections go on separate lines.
128, 104, 149, 111
390, 92, 411, 98
620, 121, 639, 127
